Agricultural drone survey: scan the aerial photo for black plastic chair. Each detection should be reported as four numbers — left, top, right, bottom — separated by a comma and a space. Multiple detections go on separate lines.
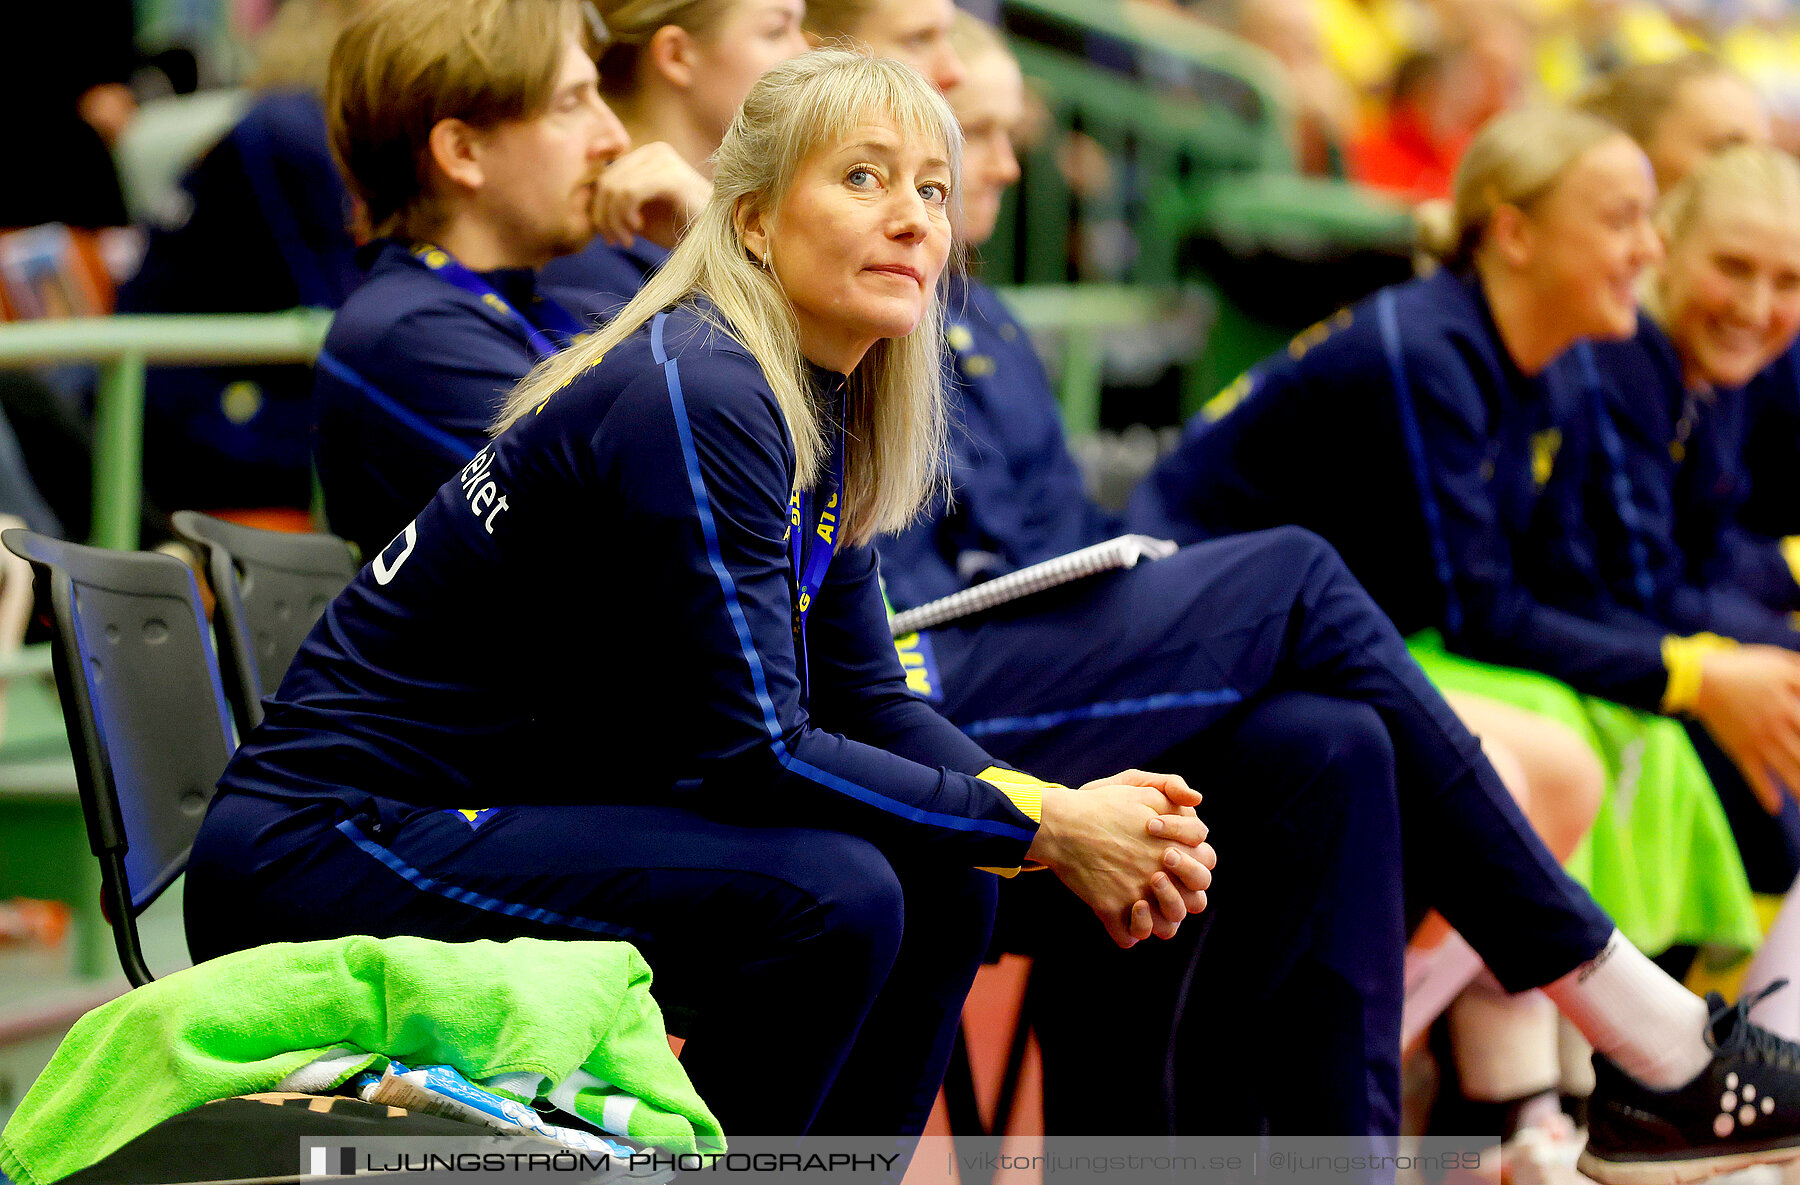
170, 511, 357, 734
2, 529, 236, 986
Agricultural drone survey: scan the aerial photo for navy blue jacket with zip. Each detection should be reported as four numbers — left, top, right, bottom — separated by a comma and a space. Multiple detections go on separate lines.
233, 299, 1037, 866
1733, 340, 1800, 605
1541, 324, 1800, 647
1127, 267, 1676, 710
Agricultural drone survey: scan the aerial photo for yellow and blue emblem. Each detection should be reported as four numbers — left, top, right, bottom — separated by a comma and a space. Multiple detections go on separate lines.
1530, 427, 1562, 488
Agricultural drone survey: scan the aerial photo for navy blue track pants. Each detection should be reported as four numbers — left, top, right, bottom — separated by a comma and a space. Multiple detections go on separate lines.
926, 527, 1613, 991
185, 795, 995, 1140
1005, 689, 1407, 1138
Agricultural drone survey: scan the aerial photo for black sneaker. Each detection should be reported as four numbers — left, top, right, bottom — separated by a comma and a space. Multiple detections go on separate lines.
1580, 981, 1800, 1184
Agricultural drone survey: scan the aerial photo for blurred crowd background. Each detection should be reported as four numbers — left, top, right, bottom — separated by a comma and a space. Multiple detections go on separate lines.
6, 0, 1800, 553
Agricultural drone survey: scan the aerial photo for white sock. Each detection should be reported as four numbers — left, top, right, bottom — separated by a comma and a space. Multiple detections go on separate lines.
1541, 930, 1710, 1090
1403, 929, 1485, 1051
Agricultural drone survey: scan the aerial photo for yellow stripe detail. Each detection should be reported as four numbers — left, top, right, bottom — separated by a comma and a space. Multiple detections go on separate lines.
974, 766, 1056, 877
1782, 536, 1800, 588
976, 766, 1050, 823
1661, 632, 1738, 715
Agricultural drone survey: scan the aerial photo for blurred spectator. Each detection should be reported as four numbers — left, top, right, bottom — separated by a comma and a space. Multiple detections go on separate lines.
1578, 53, 1769, 192
1199, 0, 1357, 175
114, 0, 363, 513
0, 0, 139, 229
1351, 50, 1470, 200
1719, 0, 1800, 154
1352, 10, 1531, 201
1534, 0, 1697, 99
1318, 0, 1431, 103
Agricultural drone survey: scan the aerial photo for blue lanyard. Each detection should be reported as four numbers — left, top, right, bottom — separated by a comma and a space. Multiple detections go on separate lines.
789, 409, 847, 643
411, 243, 586, 360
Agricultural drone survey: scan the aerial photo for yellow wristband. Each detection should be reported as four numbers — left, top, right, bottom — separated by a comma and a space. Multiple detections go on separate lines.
1661, 631, 1738, 715
974, 766, 1058, 877
975, 765, 1051, 823
1782, 536, 1800, 589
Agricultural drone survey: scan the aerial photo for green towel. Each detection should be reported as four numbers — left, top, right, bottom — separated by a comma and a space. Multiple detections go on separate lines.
0, 935, 725, 1185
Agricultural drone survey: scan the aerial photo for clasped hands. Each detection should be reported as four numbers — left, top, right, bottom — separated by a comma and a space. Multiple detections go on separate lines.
1027, 769, 1216, 949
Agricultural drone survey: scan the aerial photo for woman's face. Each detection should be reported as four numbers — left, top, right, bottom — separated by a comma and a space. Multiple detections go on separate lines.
1661, 197, 1800, 388
1517, 135, 1661, 344
948, 48, 1024, 246
752, 113, 954, 372
686, 0, 810, 144
839, 0, 963, 91
1645, 72, 1771, 192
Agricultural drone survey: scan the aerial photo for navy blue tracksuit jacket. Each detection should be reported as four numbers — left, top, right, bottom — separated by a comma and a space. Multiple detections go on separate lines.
313, 241, 603, 558
1128, 268, 1679, 711
253, 300, 1033, 855
119, 89, 360, 509
541, 235, 668, 311
190, 301, 1034, 1138
1732, 339, 1800, 600
1539, 324, 1800, 648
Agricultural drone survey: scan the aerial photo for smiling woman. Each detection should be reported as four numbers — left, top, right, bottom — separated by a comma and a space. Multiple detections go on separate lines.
1127, 105, 1792, 972
186, 48, 1213, 1150
1652, 145, 1800, 391
1536, 145, 1800, 823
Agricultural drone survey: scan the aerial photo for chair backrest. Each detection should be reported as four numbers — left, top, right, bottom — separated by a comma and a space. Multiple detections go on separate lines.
1, 528, 235, 986
171, 511, 358, 734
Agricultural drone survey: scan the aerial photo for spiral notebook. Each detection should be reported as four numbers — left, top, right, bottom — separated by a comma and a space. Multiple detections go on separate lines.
888, 534, 1178, 637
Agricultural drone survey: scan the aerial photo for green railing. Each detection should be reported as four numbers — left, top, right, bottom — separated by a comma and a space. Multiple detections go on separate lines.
993, 0, 1416, 419
0, 309, 334, 551
996, 284, 1199, 437
0, 296, 1187, 529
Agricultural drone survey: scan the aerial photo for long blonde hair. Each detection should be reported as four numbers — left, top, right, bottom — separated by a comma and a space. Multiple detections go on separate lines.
498, 49, 962, 546
1419, 106, 1624, 271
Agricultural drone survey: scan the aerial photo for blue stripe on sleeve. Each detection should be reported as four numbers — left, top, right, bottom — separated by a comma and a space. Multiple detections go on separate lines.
653, 313, 788, 745
653, 312, 1036, 844
316, 350, 480, 462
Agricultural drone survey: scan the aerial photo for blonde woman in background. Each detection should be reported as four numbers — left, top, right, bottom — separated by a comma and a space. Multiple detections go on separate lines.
543, 0, 809, 299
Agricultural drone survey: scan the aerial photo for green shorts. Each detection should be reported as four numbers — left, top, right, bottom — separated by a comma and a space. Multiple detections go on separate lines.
1407, 631, 1760, 957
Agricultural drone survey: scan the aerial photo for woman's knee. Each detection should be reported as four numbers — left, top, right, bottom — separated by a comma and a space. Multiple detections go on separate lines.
1247, 525, 1353, 586
778, 833, 908, 972
1222, 692, 1398, 825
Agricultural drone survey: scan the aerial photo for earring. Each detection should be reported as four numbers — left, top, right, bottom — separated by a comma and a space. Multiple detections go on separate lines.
760, 252, 771, 270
